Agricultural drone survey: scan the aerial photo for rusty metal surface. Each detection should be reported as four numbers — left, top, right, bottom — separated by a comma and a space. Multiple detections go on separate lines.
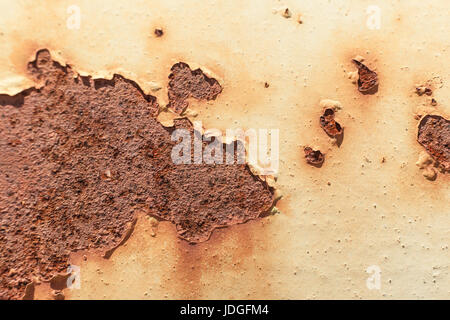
0, 0, 448, 299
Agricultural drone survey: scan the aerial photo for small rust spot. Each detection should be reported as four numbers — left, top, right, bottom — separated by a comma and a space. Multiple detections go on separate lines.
320, 108, 343, 138
352, 59, 378, 94
417, 115, 450, 172
282, 8, 292, 18
304, 147, 324, 167
416, 86, 433, 96
431, 98, 437, 106
264, 82, 270, 88
167, 62, 222, 114
154, 28, 164, 37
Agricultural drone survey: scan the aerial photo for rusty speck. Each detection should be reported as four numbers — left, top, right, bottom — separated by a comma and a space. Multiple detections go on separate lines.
0, 50, 274, 299
415, 86, 433, 96
431, 98, 437, 106
417, 115, 450, 172
320, 108, 343, 138
154, 28, 164, 37
282, 8, 292, 18
352, 59, 378, 94
304, 147, 325, 167
167, 62, 222, 114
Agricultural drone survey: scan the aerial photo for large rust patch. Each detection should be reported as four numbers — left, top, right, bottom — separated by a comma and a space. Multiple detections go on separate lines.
167, 62, 222, 114
417, 115, 450, 172
0, 50, 274, 299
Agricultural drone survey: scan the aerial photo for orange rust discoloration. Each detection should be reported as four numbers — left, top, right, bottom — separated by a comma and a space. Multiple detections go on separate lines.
273, 196, 289, 216
172, 240, 203, 299
167, 217, 275, 299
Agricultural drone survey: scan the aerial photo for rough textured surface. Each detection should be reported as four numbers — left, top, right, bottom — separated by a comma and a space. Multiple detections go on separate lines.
353, 59, 378, 94
415, 85, 433, 96
304, 147, 324, 167
0, 50, 274, 299
1, 0, 449, 301
417, 115, 450, 172
320, 108, 342, 137
167, 62, 222, 114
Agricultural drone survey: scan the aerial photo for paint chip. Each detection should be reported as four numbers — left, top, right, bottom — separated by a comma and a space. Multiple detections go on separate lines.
417, 115, 450, 172
304, 147, 324, 167
320, 108, 343, 137
352, 59, 378, 94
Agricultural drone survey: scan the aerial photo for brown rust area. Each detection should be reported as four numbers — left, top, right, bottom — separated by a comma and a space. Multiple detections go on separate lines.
415, 85, 433, 96
151, 119, 274, 244
0, 50, 274, 299
319, 108, 343, 138
154, 28, 164, 37
304, 147, 324, 167
167, 62, 222, 114
417, 115, 450, 172
352, 59, 378, 94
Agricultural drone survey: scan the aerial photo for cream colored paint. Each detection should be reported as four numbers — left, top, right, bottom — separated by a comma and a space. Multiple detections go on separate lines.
0, 0, 448, 299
